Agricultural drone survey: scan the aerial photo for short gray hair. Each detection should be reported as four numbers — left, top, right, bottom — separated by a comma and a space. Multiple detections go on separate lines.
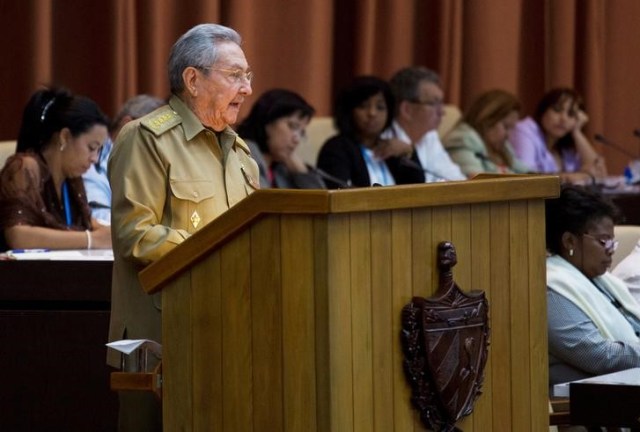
112, 94, 164, 130
389, 66, 441, 104
168, 24, 242, 95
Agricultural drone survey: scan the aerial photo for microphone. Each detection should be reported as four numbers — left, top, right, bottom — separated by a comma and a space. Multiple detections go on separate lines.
594, 133, 638, 159
312, 167, 352, 189
399, 157, 452, 182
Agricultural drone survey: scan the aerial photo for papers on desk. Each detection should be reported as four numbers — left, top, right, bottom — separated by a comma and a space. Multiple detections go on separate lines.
553, 367, 640, 397
107, 339, 162, 357
5, 249, 114, 261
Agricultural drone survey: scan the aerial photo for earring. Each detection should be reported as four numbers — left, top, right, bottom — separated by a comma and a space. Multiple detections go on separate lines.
59, 143, 65, 152
569, 249, 574, 257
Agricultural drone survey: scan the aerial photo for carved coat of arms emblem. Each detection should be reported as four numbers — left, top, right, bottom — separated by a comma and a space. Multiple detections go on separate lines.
401, 241, 490, 431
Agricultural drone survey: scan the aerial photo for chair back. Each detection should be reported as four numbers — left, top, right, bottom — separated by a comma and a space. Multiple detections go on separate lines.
612, 225, 640, 268
0, 140, 17, 169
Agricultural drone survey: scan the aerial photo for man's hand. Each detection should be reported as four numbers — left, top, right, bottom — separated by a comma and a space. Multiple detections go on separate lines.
373, 138, 412, 159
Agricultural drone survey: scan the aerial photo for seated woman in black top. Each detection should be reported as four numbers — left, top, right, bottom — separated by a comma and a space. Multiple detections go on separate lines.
316, 76, 421, 188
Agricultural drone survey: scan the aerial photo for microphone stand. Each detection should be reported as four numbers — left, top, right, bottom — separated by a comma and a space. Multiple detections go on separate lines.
594, 133, 640, 185
313, 167, 351, 189
594, 134, 638, 159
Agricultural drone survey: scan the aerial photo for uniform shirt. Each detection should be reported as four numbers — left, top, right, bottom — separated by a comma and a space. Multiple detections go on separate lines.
82, 137, 112, 223
107, 95, 260, 367
382, 121, 466, 182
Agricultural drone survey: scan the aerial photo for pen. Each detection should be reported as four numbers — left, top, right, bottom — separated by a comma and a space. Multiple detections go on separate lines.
9, 249, 50, 253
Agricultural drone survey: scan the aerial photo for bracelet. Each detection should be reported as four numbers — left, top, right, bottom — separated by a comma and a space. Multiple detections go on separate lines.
85, 229, 93, 250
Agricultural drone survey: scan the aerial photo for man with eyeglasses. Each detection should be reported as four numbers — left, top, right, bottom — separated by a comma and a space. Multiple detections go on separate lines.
382, 66, 466, 182
107, 23, 260, 431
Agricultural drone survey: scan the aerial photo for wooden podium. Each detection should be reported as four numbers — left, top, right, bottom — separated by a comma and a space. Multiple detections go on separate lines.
139, 175, 559, 431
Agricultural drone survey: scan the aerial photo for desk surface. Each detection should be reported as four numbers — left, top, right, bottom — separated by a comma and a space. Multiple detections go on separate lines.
0, 259, 117, 431
557, 368, 640, 428
600, 181, 640, 225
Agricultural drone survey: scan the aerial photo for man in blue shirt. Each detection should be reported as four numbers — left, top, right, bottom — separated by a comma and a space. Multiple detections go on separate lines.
82, 94, 164, 223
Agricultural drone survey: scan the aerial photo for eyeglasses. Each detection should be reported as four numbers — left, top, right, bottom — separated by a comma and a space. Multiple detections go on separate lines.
200, 66, 253, 84
408, 98, 444, 108
582, 233, 619, 253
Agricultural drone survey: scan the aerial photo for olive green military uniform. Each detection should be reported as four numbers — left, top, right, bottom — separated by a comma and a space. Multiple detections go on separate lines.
107, 95, 260, 368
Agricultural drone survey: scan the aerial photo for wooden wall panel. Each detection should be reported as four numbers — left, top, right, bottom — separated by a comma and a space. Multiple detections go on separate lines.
527, 199, 550, 432
509, 202, 533, 430
488, 202, 513, 431
313, 217, 331, 432
411, 207, 433, 292
349, 212, 375, 432
155, 179, 555, 431
192, 252, 223, 431
220, 231, 253, 431
469, 204, 493, 431
281, 215, 318, 431
163, 271, 193, 429
250, 217, 283, 431
370, 211, 395, 431
326, 214, 354, 430
390, 209, 417, 430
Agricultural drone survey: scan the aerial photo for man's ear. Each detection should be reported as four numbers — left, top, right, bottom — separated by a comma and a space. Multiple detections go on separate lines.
182, 67, 199, 98
398, 100, 412, 121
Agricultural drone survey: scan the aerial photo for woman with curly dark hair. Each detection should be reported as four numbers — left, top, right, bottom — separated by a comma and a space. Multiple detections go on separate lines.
316, 76, 422, 188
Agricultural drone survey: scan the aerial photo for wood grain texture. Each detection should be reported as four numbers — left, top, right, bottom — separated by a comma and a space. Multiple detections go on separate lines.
141, 176, 559, 293
281, 215, 318, 431
153, 177, 557, 431
250, 217, 283, 431
192, 253, 222, 432
220, 231, 253, 432
162, 272, 192, 430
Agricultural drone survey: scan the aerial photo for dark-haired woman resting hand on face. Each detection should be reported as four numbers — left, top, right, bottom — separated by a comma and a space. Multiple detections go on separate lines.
237, 88, 325, 189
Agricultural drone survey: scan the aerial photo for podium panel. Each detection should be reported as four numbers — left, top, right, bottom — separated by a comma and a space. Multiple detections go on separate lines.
140, 176, 558, 431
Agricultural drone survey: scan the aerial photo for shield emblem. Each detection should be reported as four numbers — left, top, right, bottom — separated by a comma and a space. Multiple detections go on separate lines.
401, 241, 490, 431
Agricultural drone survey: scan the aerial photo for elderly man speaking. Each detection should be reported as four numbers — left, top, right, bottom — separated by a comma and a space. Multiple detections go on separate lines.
107, 23, 259, 431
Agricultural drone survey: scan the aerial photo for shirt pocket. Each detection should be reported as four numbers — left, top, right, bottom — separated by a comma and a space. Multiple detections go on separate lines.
169, 179, 215, 232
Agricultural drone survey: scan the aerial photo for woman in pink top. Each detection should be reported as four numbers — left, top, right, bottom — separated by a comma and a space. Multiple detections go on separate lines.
510, 88, 606, 184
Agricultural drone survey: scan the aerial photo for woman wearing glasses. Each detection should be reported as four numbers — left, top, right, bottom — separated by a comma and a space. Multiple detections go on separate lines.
546, 184, 640, 386
237, 89, 325, 188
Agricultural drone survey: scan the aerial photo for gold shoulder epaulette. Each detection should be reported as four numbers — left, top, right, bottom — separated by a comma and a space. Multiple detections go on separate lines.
141, 106, 182, 136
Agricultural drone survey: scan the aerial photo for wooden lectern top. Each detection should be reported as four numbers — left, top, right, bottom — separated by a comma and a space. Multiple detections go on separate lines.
139, 174, 559, 294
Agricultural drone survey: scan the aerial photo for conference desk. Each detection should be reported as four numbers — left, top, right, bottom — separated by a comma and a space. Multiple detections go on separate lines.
0, 256, 117, 431
555, 367, 640, 429
601, 180, 640, 225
